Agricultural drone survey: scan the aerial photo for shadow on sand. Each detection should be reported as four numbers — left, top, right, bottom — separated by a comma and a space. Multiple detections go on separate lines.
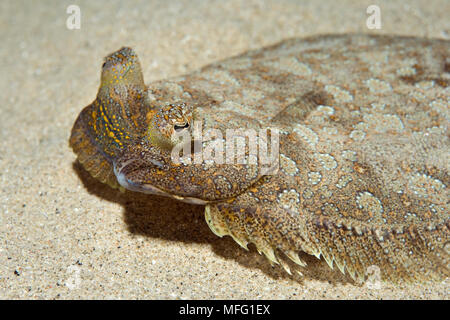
73, 161, 353, 285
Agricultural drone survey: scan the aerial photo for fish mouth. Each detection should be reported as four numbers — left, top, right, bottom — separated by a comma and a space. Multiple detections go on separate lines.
113, 159, 209, 205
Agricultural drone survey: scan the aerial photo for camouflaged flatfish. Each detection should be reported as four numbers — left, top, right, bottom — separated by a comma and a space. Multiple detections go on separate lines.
70, 34, 450, 283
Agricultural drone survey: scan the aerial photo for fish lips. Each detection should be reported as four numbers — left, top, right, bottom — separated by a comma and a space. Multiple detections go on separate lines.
113, 158, 209, 205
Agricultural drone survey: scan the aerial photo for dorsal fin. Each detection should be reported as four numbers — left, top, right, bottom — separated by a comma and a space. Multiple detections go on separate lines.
70, 47, 149, 188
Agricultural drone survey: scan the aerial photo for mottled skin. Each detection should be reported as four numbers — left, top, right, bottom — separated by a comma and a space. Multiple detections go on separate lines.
70, 34, 449, 283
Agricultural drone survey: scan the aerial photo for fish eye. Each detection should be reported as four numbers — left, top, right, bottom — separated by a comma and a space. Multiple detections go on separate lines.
174, 123, 189, 132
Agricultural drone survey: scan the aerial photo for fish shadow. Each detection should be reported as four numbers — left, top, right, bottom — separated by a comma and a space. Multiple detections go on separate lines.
73, 161, 353, 286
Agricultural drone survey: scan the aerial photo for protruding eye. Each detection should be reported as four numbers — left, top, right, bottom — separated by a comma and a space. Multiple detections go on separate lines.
174, 123, 189, 132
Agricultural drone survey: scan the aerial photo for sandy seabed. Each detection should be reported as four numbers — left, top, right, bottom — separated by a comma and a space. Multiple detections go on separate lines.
0, 0, 449, 299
